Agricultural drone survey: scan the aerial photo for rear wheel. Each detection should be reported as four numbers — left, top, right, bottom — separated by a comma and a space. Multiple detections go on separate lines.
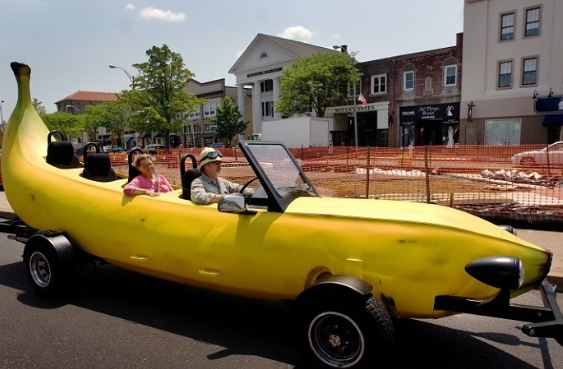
23, 241, 72, 296
297, 295, 394, 368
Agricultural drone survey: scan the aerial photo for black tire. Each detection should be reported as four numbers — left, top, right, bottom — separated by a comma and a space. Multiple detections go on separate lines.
296, 294, 394, 369
23, 242, 70, 296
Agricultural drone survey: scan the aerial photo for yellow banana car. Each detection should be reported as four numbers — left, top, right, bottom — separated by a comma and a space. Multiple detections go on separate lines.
2, 62, 562, 369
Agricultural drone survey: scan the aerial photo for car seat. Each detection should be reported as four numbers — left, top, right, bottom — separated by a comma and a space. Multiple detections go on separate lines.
81, 142, 117, 182
180, 153, 200, 200
46, 130, 80, 168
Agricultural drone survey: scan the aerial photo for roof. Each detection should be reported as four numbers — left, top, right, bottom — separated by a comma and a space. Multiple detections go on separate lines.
229, 33, 336, 73
56, 91, 119, 104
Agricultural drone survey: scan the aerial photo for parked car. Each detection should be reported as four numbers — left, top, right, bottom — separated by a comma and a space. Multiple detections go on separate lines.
144, 144, 165, 154
110, 146, 125, 153
512, 141, 563, 166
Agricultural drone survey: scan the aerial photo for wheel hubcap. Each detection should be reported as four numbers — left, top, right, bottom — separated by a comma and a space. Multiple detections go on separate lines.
29, 251, 51, 287
308, 311, 365, 368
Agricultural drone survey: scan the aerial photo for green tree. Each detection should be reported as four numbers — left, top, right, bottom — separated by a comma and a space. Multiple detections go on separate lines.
213, 97, 247, 146
276, 52, 360, 118
32, 98, 47, 116
121, 44, 200, 147
84, 100, 132, 146
42, 112, 85, 141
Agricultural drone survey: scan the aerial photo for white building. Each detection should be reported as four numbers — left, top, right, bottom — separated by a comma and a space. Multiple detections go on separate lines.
229, 34, 335, 137
461, 0, 563, 144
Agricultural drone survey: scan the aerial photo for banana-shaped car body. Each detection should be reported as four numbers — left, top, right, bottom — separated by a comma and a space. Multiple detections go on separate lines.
2, 63, 561, 369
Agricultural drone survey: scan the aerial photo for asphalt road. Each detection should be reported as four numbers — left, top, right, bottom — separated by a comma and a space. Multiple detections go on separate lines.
0, 234, 561, 369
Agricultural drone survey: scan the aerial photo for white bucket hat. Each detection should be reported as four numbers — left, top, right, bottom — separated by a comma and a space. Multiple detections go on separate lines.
198, 147, 223, 169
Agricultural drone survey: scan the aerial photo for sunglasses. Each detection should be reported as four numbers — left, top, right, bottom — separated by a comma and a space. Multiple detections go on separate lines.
201, 151, 223, 162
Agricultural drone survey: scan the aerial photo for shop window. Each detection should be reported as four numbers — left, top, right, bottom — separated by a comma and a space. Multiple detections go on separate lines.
525, 7, 541, 37
485, 119, 521, 145
500, 12, 515, 40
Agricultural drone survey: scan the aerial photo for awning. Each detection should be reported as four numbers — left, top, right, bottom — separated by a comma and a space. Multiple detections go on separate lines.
543, 114, 563, 127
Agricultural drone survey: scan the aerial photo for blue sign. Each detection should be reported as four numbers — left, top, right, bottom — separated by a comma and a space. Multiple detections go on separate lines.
535, 96, 563, 112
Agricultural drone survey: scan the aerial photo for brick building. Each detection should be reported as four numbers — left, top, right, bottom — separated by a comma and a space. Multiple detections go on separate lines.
394, 34, 463, 147
326, 34, 463, 147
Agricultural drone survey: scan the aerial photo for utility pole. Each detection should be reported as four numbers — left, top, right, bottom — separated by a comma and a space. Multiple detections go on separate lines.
333, 45, 359, 147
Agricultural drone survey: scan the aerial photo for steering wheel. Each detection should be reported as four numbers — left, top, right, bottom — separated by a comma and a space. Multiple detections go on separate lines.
240, 176, 259, 194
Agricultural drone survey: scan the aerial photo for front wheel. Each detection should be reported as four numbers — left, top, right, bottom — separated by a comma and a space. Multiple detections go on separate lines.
297, 295, 394, 369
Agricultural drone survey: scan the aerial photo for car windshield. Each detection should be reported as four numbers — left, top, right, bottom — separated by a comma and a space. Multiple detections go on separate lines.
246, 143, 317, 199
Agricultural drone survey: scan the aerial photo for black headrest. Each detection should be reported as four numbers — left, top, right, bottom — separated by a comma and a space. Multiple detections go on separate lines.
182, 169, 201, 200
127, 148, 144, 183
82, 142, 116, 182
46, 130, 79, 168
180, 153, 199, 200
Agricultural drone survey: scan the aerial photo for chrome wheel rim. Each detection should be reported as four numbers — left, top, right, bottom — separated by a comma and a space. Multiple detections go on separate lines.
29, 251, 51, 287
308, 311, 365, 368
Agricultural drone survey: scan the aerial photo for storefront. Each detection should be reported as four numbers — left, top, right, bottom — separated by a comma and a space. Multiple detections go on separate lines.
331, 102, 390, 147
536, 96, 563, 142
400, 102, 460, 146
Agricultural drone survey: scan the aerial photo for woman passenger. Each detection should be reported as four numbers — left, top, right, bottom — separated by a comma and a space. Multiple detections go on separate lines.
124, 153, 173, 197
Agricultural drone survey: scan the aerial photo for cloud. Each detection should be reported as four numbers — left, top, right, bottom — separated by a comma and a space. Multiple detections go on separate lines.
139, 7, 186, 22
125, 3, 135, 11
278, 26, 313, 42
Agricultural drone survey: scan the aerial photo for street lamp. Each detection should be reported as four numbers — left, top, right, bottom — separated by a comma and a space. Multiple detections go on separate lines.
109, 65, 135, 85
333, 45, 359, 147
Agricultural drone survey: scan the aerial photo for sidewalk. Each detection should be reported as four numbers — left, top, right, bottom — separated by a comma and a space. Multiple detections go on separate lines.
0, 190, 560, 289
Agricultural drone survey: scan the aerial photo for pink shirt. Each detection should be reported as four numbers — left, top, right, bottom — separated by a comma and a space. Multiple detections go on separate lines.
124, 175, 174, 196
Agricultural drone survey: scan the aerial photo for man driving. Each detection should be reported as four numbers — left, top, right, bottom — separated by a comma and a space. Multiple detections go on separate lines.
191, 147, 252, 205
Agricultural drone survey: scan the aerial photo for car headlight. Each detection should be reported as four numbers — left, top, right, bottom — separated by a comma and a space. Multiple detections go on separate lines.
465, 256, 524, 289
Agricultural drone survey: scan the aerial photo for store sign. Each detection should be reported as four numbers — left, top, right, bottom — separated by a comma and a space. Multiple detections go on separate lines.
335, 104, 379, 114
535, 96, 563, 112
400, 102, 460, 124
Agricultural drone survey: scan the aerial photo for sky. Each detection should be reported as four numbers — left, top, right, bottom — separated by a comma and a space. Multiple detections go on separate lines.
0, 0, 463, 117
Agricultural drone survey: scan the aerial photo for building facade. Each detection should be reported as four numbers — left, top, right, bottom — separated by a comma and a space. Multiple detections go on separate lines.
55, 91, 119, 144
326, 35, 462, 147
393, 38, 463, 147
461, 0, 563, 144
229, 33, 336, 138
182, 78, 246, 147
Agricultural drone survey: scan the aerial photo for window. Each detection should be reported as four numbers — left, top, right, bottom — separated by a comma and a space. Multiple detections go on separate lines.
525, 7, 540, 37
403, 71, 414, 91
193, 124, 201, 133
522, 57, 538, 86
261, 101, 274, 117
500, 12, 515, 40
348, 83, 361, 97
204, 102, 217, 116
498, 61, 513, 88
485, 119, 521, 145
444, 65, 457, 86
260, 79, 273, 93
371, 74, 386, 94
